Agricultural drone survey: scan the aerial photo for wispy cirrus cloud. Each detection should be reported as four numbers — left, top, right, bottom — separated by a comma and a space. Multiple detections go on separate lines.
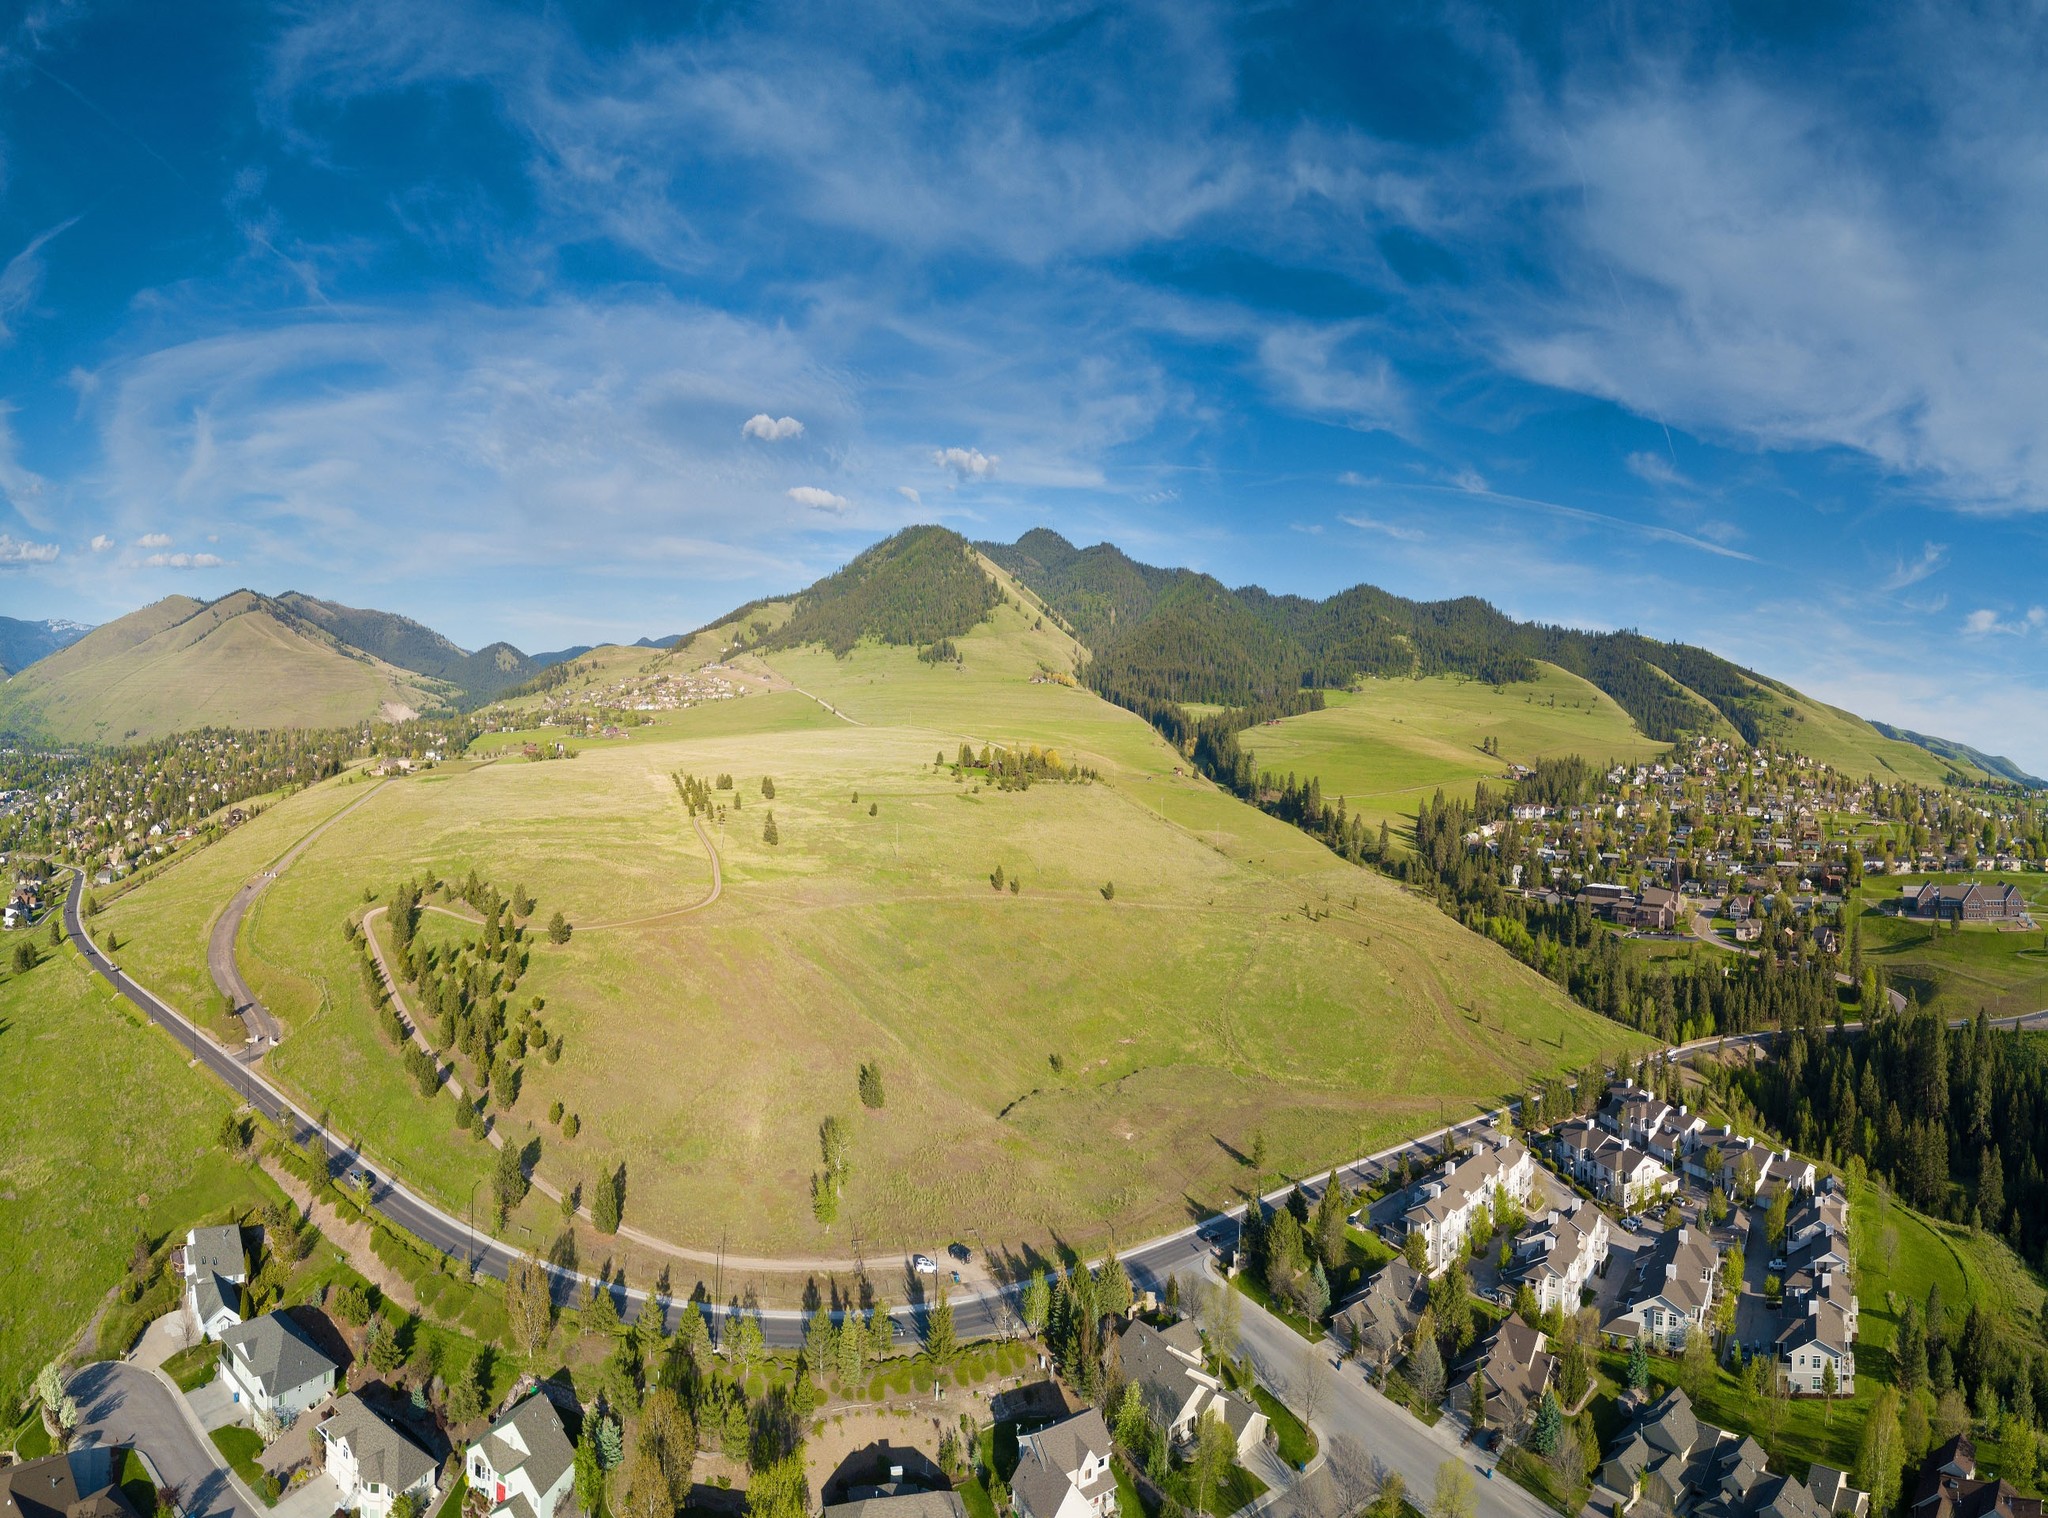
1882, 542, 1948, 591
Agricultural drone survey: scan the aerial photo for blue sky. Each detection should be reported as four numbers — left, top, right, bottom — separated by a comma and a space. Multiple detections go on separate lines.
3, 1, 2047, 769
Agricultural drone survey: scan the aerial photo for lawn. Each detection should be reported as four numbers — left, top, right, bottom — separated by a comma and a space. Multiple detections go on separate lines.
1242, 664, 1668, 838
104, 596, 1650, 1265
211, 1425, 271, 1499
1250, 1384, 1318, 1468
1851, 877, 2048, 1021
0, 942, 275, 1409
162, 1340, 221, 1392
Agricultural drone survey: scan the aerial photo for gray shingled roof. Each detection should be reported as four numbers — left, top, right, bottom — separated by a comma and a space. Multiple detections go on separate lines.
822, 1493, 966, 1518
475, 1393, 575, 1518
187, 1226, 246, 1282
220, 1313, 339, 1398
322, 1393, 436, 1494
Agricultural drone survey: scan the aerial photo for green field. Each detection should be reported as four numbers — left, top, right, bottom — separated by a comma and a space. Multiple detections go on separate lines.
0, 942, 271, 1407
1242, 663, 1667, 835
107, 596, 1649, 1265
1852, 874, 2048, 1019
1746, 684, 1989, 787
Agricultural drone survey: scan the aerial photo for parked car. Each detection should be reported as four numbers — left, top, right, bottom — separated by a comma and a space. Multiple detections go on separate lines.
948, 1242, 972, 1263
347, 1168, 376, 1190
911, 1254, 937, 1275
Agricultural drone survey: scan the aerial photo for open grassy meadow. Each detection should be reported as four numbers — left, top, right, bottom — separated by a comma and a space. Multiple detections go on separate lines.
1851, 873, 2048, 1019
0, 941, 272, 1407
1242, 663, 1667, 836
1746, 684, 1988, 787
106, 598, 1649, 1265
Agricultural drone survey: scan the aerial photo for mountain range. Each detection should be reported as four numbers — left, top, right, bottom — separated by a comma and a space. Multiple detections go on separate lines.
2, 531, 2038, 786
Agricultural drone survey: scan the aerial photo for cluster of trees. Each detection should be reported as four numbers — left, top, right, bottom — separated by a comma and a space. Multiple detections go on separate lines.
1015, 1252, 1136, 1406
917, 637, 962, 664
764, 526, 1002, 657
949, 741, 1096, 789
810, 1115, 850, 1226
674, 771, 744, 818
1238, 1176, 1353, 1322
1728, 1006, 2048, 1261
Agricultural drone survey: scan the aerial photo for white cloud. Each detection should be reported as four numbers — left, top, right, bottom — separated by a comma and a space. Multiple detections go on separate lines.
1881, 542, 1948, 591
136, 532, 174, 548
0, 218, 79, 344
1448, 467, 1488, 494
145, 551, 226, 569
786, 485, 851, 513
1339, 512, 1425, 543
1625, 451, 1690, 489
1336, 471, 1380, 488
742, 413, 805, 441
0, 533, 59, 564
1257, 324, 1406, 433
1960, 606, 2044, 637
932, 446, 998, 482
90, 533, 115, 552
897, 485, 921, 506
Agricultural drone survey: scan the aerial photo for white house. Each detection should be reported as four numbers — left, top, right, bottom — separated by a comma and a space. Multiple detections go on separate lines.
467, 1392, 576, 1518
319, 1393, 439, 1518
1511, 1199, 1611, 1317
1401, 1131, 1537, 1276
1778, 1300, 1856, 1397
1011, 1409, 1116, 1518
183, 1225, 248, 1342
218, 1313, 340, 1428
1602, 1228, 1721, 1351
1113, 1320, 1267, 1459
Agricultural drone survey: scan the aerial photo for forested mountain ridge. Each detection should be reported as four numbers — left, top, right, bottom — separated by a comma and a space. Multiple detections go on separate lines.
761, 525, 1002, 656
0, 615, 93, 678
979, 529, 1995, 780
274, 592, 542, 702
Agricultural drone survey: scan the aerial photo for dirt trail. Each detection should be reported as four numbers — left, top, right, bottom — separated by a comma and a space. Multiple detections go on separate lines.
258, 1155, 422, 1314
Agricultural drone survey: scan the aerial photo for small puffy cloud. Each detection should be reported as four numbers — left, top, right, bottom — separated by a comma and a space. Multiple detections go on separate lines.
0, 533, 59, 564
1340, 512, 1425, 543
932, 446, 998, 481
1961, 606, 2045, 637
89, 533, 115, 551
145, 551, 225, 568
1882, 542, 1948, 591
136, 532, 173, 548
742, 414, 805, 441
787, 485, 850, 514
898, 485, 922, 506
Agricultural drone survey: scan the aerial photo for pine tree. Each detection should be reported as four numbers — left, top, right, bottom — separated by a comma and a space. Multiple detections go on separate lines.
763, 811, 779, 846
1628, 1333, 1650, 1393
1532, 1389, 1563, 1454
592, 1163, 623, 1234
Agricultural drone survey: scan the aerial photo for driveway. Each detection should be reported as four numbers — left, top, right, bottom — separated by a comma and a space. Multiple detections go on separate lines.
1167, 1263, 1557, 1518
68, 1361, 265, 1518
269, 1472, 343, 1518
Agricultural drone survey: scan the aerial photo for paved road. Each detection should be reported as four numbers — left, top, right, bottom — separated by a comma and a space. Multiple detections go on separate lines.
1166, 1260, 1555, 1518
67, 1361, 262, 1518
68, 856, 2048, 1352
205, 781, 391, 1049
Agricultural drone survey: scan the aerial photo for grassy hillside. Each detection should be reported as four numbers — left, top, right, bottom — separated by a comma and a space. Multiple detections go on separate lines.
1745, 684, 1993, 786
110, 587, 1647, 1264
1242, 663, 1668, 833
1851, 872, 2048, 1018
0, 592, 444, 743
276, 592, 540, 703
0, 940, 270, 1407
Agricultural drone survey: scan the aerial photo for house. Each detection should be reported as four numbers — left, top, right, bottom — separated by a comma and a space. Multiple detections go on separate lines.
1462, 1316, 1555, 1438
218, 1313, 341, 1427
1887, 883, 2027, 924
1616, 886, 1681, 932
1331, 1259, 1429, 1372
1777, 1298, 1856, 1397
1910, 1435, 2045, 1518
826, 1496, 968, 1518
1112, 1320, 1267, 1459
1549, 1120, 1675, 1212
1399, 1130, 1537, 1275
1595, 1387, 1868, 1518
1602, 1228, 1720, 1350
466, 1391, 576, 1518
318, 1393, 440, 1518
183, 1224, 248, 1341
1508, 1199, 1610, 1317
1011, 1409, 1116, 1518
0, 1449, 142, 1518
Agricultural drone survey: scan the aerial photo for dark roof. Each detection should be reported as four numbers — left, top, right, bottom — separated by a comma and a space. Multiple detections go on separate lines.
320, 1393, 437, 1493
0, 1453, 140, 1518
474, 1392, 575, 1518
822, 1494, 967, 1518
221, 1312, 340, 1396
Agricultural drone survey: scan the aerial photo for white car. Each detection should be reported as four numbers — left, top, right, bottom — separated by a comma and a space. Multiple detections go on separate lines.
911, 1254, 938, 1275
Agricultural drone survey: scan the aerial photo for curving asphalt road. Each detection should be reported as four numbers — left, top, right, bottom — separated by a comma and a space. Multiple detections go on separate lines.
206, 781, 393, 1050
67, 858, 2048, 1351
67, 1360, 263, 1518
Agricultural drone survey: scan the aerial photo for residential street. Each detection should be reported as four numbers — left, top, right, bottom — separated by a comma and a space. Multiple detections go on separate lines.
67, 1360, 264, 1518
1164, 1263, 1558, 1518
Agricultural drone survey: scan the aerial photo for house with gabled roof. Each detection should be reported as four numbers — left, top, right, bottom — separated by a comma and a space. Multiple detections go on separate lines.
1399, 1130, 1536, 1276
1508, 1199, 1609, 1318
1111, 1320, 1266, 1460
1460, 1315, 1554, 1440
318, 1392, 439, 1518
218, 1312, 341, 1426
466, 1391, 575, 1518
183, 1224, 248, 1342
1602, 1227, 1720, 1351
0, 1449, 141, 1518
1595, 1387, 1867, 1518
1011, 1409, 1116, 1518
1331, 1259, 1429, 1374
1777, 1298, 1855, 1397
